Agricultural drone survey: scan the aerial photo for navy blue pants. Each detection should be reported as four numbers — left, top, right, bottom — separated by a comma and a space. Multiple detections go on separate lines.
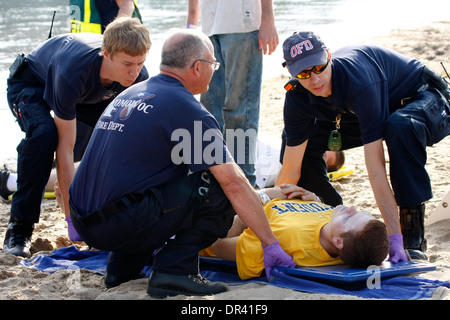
7, 64, 107, 223
70, 171, 235, 275
281, 89, 450, 207
7, 67, 58, 223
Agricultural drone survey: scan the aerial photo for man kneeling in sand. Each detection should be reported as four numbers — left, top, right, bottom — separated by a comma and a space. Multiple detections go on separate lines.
69, 29, 295, 298
203, 184, 390, 280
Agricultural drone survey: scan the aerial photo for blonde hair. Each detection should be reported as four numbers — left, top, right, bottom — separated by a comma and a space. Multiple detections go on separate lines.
102, 17, 151, 57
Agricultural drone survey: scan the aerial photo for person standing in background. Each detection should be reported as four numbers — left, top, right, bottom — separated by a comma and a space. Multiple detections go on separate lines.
70, 0, 141, 34
186, 0, 278, 186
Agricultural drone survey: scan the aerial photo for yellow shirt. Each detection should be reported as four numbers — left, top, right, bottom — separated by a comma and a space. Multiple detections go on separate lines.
236, 199, 343, 280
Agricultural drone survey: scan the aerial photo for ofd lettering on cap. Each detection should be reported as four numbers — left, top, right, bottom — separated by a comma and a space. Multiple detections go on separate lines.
290, 40, 314, 58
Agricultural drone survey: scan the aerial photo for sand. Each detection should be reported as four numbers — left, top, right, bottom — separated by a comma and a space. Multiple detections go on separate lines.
0, 21, 449, 301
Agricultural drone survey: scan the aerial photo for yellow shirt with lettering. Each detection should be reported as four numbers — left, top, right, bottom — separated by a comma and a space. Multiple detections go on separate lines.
236, 199, 343, 280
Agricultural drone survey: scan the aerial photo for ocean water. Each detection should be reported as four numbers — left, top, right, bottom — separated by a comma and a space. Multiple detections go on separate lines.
0, 0, 448, 160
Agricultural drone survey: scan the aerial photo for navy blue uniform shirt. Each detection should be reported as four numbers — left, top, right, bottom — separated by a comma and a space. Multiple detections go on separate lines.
284, 45, 424, 146
70, 74, 234, 215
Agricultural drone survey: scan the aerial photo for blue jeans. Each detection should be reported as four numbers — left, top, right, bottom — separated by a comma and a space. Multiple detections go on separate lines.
280, 89, 450, 207
201, 31, 262, 186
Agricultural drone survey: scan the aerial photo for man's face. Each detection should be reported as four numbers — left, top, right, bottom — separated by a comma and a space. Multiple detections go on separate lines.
330, 205, 374, 236
193, 47, 217, 95
104, 51, 147, 87
297, 60, 332, 98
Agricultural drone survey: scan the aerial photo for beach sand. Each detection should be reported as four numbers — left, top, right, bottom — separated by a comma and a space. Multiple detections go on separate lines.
0, 21, 449, 301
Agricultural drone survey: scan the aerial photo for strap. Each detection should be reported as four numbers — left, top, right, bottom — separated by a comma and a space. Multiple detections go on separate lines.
79, 192, 144, 226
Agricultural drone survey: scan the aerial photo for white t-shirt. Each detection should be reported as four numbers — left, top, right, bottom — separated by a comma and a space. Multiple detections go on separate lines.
199, 0, 261, 36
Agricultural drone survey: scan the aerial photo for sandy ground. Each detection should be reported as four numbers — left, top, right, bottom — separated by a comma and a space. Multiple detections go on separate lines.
0, 21, 449, 301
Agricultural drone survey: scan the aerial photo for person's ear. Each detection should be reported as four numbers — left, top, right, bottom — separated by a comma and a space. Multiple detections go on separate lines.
102, 48, 110, 60
191, 60, 201, 78
333, 235, 344, 250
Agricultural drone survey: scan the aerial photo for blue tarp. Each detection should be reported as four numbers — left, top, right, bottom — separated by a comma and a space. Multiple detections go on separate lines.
20, 245, 450, 300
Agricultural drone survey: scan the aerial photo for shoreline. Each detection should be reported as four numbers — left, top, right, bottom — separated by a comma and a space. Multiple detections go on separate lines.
0, 21, 449, 300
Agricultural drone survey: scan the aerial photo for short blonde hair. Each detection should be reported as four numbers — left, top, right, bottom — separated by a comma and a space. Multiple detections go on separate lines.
102, 17, 151, 57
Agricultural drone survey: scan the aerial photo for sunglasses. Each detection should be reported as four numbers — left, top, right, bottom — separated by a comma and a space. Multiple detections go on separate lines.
295, 58, 329, 79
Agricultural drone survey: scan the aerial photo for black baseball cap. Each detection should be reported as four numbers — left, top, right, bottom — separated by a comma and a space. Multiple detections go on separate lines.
282, 31, 328, 77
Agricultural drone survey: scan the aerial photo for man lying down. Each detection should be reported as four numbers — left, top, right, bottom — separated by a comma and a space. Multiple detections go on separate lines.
201, 184, 390, 280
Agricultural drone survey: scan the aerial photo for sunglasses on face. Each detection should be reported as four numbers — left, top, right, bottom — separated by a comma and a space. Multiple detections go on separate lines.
295, 58, 329, 79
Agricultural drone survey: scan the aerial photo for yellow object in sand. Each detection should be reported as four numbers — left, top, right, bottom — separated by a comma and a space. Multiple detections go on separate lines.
8, 191, 55, 201
327, 165, 354, 181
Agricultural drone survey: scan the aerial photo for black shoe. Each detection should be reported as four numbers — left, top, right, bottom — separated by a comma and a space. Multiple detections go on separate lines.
104, 251, 147, 288
104, 271, 145, 288
0, 166, 13, 202
400, 204, 428, 260
3, 216, 34, 258
406, 248, 428, 260
147, 271, 229, 298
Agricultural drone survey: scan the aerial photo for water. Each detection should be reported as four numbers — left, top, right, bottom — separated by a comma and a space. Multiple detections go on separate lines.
0, 0, 449, 160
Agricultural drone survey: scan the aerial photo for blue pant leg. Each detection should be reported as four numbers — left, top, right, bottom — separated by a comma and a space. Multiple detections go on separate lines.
201, 31, 262, 186
7, 80, 57, 223
152, 172, 234, 275
71, 171, 234, 276
385, 90, 450, 207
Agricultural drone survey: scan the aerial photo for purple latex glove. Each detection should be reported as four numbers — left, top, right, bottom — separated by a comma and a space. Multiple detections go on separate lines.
65, 217, 83, 242
262, 241, 296, 281
388, 234, 409, 263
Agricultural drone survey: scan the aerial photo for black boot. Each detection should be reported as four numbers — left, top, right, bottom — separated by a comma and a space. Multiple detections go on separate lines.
400, 204, 428, 260
2, 216, 34, 258
104, 251, 147, 288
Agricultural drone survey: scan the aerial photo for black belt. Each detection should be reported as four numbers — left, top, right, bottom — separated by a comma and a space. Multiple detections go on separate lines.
400, 66, 450, 106
423, 66, 450, 100
400, 83, 427, 106
79, 192, 144, 226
